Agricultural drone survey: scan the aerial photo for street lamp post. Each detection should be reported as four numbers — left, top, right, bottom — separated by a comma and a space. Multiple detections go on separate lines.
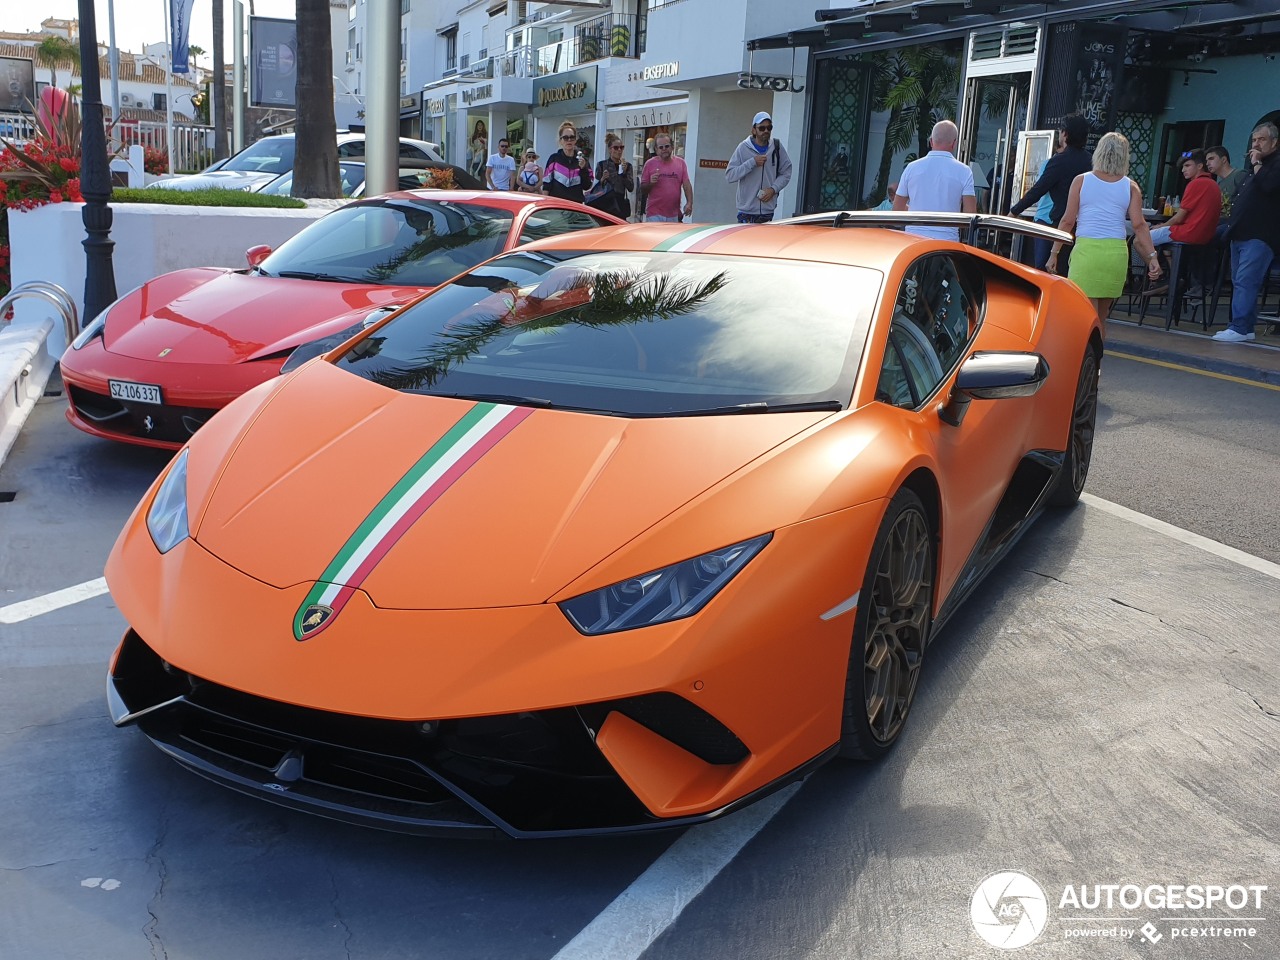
161, 0, 176, 174
76, 0, 117, 321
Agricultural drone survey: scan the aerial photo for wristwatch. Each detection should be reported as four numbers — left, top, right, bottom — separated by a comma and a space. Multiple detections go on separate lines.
1147, 252, 1159, 260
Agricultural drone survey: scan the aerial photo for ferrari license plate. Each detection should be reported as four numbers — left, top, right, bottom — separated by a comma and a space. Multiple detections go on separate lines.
109, 379, 163, 405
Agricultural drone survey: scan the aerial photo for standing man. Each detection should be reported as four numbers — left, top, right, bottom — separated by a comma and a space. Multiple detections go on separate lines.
640, 134, 692, 222
486, 138, 517, 191
726, 112, 793, 223
893, 119, 977, 241
1213, 122, 1280, 342
1010, 114, 1093, 267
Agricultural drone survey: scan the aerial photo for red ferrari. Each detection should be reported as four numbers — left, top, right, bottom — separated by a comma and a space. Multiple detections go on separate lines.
59, 192, 623, 449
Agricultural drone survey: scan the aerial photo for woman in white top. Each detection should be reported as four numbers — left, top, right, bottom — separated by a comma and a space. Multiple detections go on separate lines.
1048, 132, 1161, 327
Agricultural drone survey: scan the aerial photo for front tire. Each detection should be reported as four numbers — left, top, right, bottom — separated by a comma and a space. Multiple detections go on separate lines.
1047, 344, 1101, 508
839, 488, 934, 760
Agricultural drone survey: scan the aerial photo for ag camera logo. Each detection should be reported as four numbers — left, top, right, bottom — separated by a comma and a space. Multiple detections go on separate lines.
971, 871, 1049, 949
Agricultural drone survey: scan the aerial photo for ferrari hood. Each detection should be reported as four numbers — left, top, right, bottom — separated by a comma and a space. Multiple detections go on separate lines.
105, 270, 424, 364
192, 363, 826, 610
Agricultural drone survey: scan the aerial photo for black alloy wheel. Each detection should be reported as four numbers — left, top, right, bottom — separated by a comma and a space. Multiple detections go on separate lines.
839, 488, 934, 760
1047, 344, 1100, 508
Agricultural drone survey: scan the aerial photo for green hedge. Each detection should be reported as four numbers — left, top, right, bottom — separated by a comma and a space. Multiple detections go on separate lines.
111, 187, 307, 209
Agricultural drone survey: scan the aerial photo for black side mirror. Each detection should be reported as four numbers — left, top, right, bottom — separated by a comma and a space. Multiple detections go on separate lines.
939, 351, 1050, 427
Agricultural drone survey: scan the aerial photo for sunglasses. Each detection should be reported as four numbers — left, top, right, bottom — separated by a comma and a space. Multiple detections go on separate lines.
610, 144, 624, 150
656, 143, 672, 149
756, 124, 773, 131
560, 134, 577, 141
1179, 150, 1195, 158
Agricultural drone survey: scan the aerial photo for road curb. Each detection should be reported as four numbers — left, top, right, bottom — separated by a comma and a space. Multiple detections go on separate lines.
1103, 329, 1280, 387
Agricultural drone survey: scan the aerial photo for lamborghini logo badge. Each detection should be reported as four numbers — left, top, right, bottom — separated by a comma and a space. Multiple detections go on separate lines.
297, 604, 334, 639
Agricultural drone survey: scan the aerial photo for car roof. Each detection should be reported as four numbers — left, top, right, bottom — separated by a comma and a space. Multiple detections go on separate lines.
510, 221, 925, 271
356, 189, 623, 217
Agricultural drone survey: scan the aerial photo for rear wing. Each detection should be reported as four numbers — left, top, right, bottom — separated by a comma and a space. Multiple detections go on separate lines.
777, 211, 1073, 247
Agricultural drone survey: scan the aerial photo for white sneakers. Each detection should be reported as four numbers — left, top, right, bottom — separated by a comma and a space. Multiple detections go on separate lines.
1211, 329, 1256, 342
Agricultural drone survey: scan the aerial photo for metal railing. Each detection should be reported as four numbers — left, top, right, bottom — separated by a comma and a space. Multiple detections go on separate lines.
533, 13, 639, 75
1, 110, 215, 174
0, 281, 80, 345
500, 45, 536, 78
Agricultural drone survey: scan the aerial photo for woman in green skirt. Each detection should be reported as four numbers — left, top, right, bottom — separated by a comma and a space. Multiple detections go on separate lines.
1047, 132, 1162, 328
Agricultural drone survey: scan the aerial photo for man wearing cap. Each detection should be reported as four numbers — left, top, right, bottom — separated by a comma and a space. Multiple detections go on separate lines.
726, 111, 793, 223
893, 119, 977, 241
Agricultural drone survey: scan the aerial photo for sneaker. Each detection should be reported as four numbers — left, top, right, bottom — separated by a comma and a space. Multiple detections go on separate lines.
1211, 328, 1255, 342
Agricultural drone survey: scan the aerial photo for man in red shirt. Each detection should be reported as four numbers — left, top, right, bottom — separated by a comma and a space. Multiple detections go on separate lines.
1147, 149, 1221, 296
1150, 150, 1221, 248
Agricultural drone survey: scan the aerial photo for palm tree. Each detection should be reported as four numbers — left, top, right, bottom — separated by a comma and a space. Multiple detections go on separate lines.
863, 45, 960, 207
34, 35, 81, 91
212, 0, 227, 159
292, 0, 339, 197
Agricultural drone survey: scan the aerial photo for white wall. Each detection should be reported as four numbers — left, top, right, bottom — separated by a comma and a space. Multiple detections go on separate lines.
687, 88, 774, 225
8, 202, 329, 356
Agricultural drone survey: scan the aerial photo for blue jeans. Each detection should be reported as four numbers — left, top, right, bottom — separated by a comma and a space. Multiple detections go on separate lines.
1228, 239, 1276, 335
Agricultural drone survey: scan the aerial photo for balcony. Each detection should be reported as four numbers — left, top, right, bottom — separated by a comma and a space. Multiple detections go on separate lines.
533, 13, 638, 75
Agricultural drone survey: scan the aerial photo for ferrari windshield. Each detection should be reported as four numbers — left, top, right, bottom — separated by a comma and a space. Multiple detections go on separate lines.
258, 198, 513, 287
331, 250, 880, 416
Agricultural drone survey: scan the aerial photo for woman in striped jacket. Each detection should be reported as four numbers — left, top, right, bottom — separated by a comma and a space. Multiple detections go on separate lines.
541, 121, 593, 203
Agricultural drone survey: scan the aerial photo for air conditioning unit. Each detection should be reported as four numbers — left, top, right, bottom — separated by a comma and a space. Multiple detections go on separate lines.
120, 92, 136, 107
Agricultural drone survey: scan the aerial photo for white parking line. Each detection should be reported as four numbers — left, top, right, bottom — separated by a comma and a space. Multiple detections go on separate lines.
550, 784, 801, 960
0, 577, 109, 624
1081, 494, 1280, 581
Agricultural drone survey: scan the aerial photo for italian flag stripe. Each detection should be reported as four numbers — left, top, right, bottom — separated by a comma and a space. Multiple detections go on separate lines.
293, 402, 533, 638
652, 223, 749, 252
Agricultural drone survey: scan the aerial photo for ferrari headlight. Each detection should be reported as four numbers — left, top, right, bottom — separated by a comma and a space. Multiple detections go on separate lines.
146, 449, 190, 554
70, 308, 108, 350
279, 306, 400, 374
560, 534, 772, 635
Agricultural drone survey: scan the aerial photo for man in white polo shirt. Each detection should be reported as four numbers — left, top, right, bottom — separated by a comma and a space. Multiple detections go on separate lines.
893, 120, 977, 241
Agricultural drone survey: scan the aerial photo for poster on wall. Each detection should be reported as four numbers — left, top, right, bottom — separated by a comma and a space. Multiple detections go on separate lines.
1039, 22, 1127, 147
0, 56, 36, 113
250, 16, 298, 109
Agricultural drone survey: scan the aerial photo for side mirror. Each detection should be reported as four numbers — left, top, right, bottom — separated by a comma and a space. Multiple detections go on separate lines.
939, 351, 1050, 427
245, 244, 273, 268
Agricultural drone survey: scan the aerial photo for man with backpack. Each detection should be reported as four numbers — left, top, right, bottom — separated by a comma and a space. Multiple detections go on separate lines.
726, 112, 793, 223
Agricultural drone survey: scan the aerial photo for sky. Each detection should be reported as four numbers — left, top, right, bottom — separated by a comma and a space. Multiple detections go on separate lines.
8, 0, 297, 65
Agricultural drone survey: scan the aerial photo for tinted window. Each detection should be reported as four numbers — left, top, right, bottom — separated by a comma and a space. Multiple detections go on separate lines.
332, 250, 880, 416
258, 199, 513, 287
258, 162, 366, 197
877, 254, 979, 407
519, 208, 610, 244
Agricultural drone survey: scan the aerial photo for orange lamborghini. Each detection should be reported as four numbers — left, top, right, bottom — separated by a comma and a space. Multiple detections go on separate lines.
106, 213, 1099, 838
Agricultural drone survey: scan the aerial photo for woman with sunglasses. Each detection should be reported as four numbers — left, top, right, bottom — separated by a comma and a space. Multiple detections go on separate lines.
541, 121, 593, 203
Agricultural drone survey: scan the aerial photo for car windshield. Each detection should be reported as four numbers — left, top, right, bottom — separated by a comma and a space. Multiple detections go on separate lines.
331, 250, 881, 416
221, 137, 295, 174
258, 198, 514, 286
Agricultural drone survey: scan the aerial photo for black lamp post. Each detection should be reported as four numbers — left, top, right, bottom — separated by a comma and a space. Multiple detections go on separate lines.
77, 0, 117, 319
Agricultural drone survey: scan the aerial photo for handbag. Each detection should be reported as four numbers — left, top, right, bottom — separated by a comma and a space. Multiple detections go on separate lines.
583, 171, 613, 209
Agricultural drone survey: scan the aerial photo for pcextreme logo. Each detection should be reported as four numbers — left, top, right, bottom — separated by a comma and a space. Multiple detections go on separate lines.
970, 872, 1269, 949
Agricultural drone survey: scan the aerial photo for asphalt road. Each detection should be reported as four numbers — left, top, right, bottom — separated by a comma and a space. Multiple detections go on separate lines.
1, 364, 1277, 960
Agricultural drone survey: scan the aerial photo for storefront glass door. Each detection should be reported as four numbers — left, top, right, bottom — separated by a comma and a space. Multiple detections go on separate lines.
959, 72, 1031, 215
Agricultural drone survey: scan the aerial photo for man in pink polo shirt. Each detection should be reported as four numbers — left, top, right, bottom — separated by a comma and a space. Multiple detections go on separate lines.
640, 133, 693, 222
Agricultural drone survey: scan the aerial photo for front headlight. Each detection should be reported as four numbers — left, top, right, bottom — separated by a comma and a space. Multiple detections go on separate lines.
146, 449, 190, 554
559, 534, 772, 635
278, 306, 400, 374
70, 283, 144, 350
70, 309, 108, 350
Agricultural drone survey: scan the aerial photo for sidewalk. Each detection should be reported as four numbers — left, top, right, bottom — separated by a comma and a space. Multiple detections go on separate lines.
1105, 302, 1280, 386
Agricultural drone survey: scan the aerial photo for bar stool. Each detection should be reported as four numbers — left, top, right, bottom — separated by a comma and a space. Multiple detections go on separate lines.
1184, 243, 1231, 330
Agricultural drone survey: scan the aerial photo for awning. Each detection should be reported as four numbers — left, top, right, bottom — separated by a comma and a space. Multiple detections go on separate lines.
747, 0, 1280, 51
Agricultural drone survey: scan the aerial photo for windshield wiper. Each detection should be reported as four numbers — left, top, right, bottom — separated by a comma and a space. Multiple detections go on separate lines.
431, 392, 556, 409
273, 270, 363, 283
646, 400, 845, 418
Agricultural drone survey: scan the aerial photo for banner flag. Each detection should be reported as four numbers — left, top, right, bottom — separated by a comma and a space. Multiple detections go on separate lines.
171, 0, 198, 74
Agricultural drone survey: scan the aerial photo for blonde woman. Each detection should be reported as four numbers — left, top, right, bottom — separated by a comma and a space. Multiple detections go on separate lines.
1048, 131, 1161, 326
541, 121, 592, 203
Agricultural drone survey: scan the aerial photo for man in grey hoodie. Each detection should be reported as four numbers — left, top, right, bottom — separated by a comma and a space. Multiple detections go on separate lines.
726, 111, 793, 223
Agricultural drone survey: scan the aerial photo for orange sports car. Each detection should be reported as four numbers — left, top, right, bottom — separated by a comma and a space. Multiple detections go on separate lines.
106, 213, 1098, 838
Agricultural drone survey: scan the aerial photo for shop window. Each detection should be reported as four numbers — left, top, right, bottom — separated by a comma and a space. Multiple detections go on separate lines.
1156, 119, 1224, 199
